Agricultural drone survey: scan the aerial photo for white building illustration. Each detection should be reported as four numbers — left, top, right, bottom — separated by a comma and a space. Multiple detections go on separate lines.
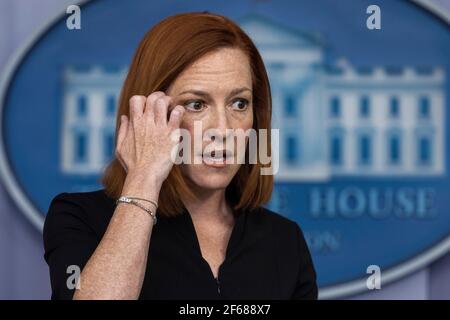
60, 15, 446, 180
61, 66, 127, 174
240, 14, 446, 181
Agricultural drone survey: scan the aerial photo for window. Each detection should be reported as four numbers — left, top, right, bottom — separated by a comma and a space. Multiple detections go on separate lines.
106, 95, 116, 116
418, 136, 431, 165
360, 96, 370, 118
358, 134, 372, 165
330, 96, 340, 118
104, 130, 115, 161
388, 134, 401, 164
286, 136, 297, 164
418, 96, 430, 119
389, 97, 399, 118
74, 130, 88, 163
284, 94, 296, 117
330, 134, 343, 165
76, 95, 87, 117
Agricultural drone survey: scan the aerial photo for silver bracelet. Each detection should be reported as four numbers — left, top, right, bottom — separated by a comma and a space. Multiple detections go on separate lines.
116, 196, 157, 225
122, 196, 158, 210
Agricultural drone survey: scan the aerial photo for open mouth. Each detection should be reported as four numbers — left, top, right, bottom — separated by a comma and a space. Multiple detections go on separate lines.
202, 149, 234, 166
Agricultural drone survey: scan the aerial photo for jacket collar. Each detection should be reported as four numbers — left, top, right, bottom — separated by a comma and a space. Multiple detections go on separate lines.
168, 205, 248, 263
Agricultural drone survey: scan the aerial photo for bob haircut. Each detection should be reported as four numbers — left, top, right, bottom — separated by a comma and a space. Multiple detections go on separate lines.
101, 12, 273, 217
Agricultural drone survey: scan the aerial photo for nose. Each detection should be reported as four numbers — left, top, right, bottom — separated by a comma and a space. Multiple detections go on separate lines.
204, 106, 233, 144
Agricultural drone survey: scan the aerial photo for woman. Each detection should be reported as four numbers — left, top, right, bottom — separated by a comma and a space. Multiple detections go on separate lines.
43, 12, 317, 300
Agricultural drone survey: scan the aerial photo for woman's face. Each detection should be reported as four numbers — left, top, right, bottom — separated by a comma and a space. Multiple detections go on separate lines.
167, 47, 254, 192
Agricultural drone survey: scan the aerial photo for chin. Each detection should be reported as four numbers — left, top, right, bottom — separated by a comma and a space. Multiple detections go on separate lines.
182, 164, 239, 191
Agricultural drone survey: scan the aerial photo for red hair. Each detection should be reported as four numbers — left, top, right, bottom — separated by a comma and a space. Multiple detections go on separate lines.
101, 12, 273, 216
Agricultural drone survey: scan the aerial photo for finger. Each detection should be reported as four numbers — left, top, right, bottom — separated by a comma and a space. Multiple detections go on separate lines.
129, 95, 146, 125
145, 91, 165, 122
154, 95, 172, 126
116, 153, 128, 173
168, 105, 185, 129
116, 115, 128, 150
115, 115, 129, 172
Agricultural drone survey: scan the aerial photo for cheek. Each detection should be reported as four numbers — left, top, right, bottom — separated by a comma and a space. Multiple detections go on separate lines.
180, 109, 254, 151
244, 106, 254, 129
229, 105, 254, 130
242, 115, 253, 130
180, 120, 197, 149
237, 109, 254, 133
180, 115, 210, 135
180, 117, 194, 131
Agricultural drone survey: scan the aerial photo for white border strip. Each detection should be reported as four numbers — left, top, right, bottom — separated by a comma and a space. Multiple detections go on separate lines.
0, 0, 448, 299
320, 0, 450, 299
0, 0, 91, 230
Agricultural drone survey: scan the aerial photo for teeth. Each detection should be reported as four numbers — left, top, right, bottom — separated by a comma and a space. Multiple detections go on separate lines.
204, 155, 225, 160
203, 150, 233, 159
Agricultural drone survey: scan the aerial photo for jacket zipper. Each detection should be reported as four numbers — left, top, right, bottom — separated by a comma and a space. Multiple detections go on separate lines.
216, 269, 221, 294
216, 277, 221, 294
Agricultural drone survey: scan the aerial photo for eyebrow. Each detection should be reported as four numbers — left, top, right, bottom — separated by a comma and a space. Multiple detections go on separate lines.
177, 87, 252, 100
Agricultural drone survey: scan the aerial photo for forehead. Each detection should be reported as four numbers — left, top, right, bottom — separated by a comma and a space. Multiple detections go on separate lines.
169, 47, 252, 93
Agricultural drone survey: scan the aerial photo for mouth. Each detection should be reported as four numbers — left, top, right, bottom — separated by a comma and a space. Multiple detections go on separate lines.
201, 149, 234, 168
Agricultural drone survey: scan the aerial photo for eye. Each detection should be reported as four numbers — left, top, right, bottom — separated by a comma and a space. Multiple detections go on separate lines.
184, 100, 206, 112
231, 98, 249, 111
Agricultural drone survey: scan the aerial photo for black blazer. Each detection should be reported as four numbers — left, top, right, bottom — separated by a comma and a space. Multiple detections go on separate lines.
43, 189, 318, 299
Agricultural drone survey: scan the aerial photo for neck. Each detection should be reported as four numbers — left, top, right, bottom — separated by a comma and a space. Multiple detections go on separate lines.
183, 185, 233, 224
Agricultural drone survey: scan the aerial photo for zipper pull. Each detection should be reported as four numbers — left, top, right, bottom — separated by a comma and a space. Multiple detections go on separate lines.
215, 277, 221, 294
